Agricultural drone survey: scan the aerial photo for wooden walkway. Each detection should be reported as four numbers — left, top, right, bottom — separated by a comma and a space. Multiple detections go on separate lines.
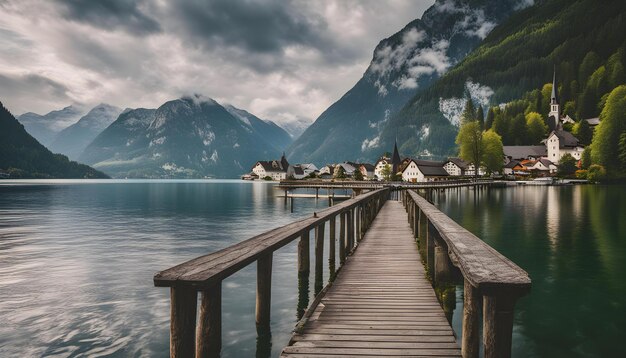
281, 200, 461, 357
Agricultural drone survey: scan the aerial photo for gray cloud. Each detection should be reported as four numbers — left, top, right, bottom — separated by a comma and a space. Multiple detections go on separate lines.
0, 73, 72, 112
54, 0, 161, 35
0, 0, 435, 124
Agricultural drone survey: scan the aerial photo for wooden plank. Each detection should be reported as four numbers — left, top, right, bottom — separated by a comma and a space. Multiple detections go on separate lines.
282, 201, 461, 357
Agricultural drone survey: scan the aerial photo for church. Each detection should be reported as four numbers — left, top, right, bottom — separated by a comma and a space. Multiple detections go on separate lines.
544, 70, 585, 163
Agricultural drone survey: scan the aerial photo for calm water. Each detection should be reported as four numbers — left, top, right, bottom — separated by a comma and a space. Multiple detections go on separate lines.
435, 185, 626, 358
1, 181, 624, 357
0, 180, 347, 357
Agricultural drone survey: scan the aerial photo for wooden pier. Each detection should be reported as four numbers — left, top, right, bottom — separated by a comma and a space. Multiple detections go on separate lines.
281, 200, 461, 357
154, 187, 530, 358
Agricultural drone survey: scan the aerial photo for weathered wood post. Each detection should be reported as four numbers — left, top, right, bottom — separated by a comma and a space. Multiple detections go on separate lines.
298, 230, 310, 275
347, 209, 354, 251
356, 205, 361, 242
255, 253, 272, 327
329, 215, 336, 277
339, 212, 346, 264
462, 280, 480, 358
426, 221, 435, 275
483, 293, 518, 358
314, 223, 325, 294
197, 283, 222, 358
170, 287, 197, 358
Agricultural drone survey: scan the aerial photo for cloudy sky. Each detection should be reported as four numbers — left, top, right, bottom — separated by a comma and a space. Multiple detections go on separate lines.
0, 0, 434, 127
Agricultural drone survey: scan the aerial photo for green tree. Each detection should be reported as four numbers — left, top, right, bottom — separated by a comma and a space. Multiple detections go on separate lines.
476, 106, 485, 129
591, 85, 626, 174
526, 112, 548, 144
541, 83, 553, 115
485, 107, 495, 130
576, 119, 593, 145
607, 51, 626, 88
381, 164, 392, 181
587, 164, 607, 182
581, 147, 592, 170
558, 154, 578, 177
461, 99, 476, 125
618, 131, 626, 171
353, 169, 364, 181
456, 121, 483, 178
579, 52, 601, 85
482, 130, 504, 174
510, 114, 528, 145
334, 165, 346, 179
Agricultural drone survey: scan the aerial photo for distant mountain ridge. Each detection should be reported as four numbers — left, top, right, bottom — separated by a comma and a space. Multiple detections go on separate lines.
0, 102, 107, 178
80, 95, 292, 178
17, 105, 86, 146
286, 0, 530, 164
48, 103, 122, 160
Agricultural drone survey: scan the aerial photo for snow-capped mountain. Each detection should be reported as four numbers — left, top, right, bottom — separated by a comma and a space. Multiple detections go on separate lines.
17, 105, 86, 146
80, 95, 292, 178
48, 104, 122, 160
286, 0, 530, 164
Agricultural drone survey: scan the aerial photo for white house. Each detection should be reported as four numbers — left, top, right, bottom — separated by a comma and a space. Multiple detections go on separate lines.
546, 130, 584, 163
464, 163, 486, 176
251, 153, 290, 180
401, 159, 449, 182
299, 163, 318, 176
287, 165, 306, 179
334, 162, 357, 177
374, 156, 391, 180
359, 163, 376, 180
530, 158, 557, 174
443, 158, 469, 176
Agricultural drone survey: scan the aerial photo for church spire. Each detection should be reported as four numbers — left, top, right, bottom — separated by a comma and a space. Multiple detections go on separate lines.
551, 66, 559, 104
391, 138, 401, 174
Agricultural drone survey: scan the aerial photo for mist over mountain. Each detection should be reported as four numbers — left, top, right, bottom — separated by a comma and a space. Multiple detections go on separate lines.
48, 104, 123, 160
286, 0, 531, 164
80, 95, 292, 178
17, 105, 86, 146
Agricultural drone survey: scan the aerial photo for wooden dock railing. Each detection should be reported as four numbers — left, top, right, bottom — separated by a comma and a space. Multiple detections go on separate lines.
401, 189, 531, 358
154, 188, 389, 357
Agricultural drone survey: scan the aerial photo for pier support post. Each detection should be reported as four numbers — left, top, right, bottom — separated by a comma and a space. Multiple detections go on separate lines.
426, 221, 435, 275
170, 287, 197, 358
314, 223, 325, 294
329, 216, 336, 277
255, 253, 272, 327
347, 209, 354, 252
196, 283, 222, 358
356, 206, 361, 242
434, 242, 454, 284
483, 293, 517, 358
462, 280, 480, 358
339, 213, 346, 264
298, 230, 310, 274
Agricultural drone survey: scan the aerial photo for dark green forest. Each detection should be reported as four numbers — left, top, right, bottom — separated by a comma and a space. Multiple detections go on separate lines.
0, 102, 108, 179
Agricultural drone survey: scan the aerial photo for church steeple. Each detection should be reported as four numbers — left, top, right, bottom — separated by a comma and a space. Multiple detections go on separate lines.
280, 152, 289, 171
549, 66, 561, 128
391, 138, 401, 174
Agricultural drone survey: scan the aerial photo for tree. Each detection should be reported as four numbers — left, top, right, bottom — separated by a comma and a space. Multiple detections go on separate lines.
334, 165, 346, 179
558, 154, 578, 177
381, 164, 392, 181
526, 112, 548, 144
476, 106, 485, 129
581, 147, 592, 170
461, 99, 476, 125
576, 119, 593, 145
587, 164, 607, 182
619, 131, 626, 171
482, 130, 504, 174
591, 85, 626, 174
579, 52, 601, 85
456, 121, 483, 178
607, 51, 626, 88
353, 169, 364, 181
510, 114, 528, 145
485, 107, 495, 130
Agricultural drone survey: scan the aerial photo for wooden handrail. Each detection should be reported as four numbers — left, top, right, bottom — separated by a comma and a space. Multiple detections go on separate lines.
402, 189, 531, 358
154, 188, 389, 357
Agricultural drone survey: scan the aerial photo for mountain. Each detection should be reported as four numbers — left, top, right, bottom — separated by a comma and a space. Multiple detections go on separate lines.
80, 95, 292, 178
17, 105, 86, 146
373, 0, 626, 159
286, 0, 528, 164
48, 104, 123, 160
0, 102, 107, 178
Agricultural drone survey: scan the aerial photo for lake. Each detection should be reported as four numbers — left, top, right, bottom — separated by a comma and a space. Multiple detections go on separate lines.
435, 184, 626, 358
0, 181, 624, 357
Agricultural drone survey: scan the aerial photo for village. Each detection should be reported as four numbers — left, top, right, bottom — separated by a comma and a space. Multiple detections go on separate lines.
245, 70, 597, 183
